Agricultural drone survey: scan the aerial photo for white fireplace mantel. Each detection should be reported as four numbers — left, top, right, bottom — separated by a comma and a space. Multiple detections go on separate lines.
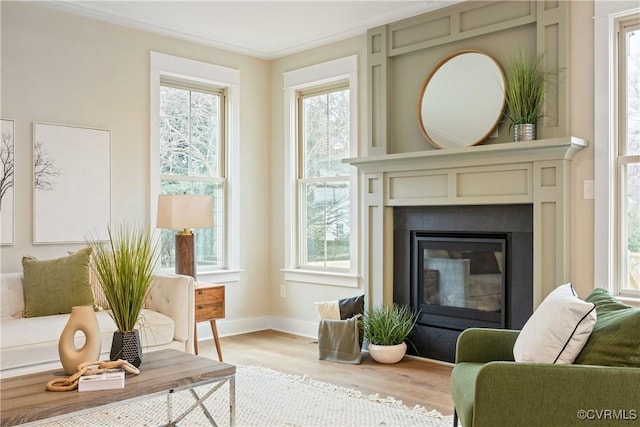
346, 136, 588, 309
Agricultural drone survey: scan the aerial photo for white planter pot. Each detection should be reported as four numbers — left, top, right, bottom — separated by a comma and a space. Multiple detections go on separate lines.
368, 342, 407, 364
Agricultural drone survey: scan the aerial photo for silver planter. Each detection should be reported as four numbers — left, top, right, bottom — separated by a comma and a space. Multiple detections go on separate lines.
514, 123, 536, 142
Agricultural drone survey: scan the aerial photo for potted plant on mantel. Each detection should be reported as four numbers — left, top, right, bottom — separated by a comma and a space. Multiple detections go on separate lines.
503, 48, 548, 142
87, 223, 159, 368
363, 304, 417, 364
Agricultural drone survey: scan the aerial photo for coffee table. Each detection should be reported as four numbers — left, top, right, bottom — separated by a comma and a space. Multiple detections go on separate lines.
0, 349, 235, 426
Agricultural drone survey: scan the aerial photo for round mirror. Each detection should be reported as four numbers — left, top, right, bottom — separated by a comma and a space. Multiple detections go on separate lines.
418, 50, 506, 149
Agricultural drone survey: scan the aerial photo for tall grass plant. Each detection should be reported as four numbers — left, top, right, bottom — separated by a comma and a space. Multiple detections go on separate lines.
504, 49, 548, 125
87, 224, 159, 332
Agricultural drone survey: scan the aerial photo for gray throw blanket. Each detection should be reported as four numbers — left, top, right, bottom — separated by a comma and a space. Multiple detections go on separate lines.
317, 315, 362, 364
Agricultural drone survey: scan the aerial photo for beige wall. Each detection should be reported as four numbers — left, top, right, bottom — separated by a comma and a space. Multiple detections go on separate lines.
264, 0, 598, 318
0, 0, 600, 329
0, 1, 272, 320
268, 37, 369, 323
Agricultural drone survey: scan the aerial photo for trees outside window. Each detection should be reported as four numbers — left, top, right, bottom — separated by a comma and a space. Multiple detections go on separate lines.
299, 87, 351, 269
618, 18, 640, 295
283, 55, 358, 286
158, 82, 225, 270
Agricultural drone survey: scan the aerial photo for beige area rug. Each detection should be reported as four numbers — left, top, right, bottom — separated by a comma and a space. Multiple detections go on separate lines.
41, 365, 453, 427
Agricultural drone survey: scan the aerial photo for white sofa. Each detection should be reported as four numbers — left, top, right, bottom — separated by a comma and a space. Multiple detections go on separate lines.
0, 273, 195, 378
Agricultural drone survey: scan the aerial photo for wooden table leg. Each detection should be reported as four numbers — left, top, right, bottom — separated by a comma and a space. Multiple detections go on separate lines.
194, 323, 199, 355
210, 319, 223, 362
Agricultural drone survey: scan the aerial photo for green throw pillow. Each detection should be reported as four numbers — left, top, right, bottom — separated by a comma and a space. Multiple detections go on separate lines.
574, 288, 640, 367
22, 247, 95, 317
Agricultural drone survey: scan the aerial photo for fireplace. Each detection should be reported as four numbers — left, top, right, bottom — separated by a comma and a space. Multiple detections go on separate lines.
394, 205, 533, 362
413, 232, 508, 331
345, 138, 587, 363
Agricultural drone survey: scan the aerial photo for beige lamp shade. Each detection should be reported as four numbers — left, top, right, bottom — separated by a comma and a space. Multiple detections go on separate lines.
156, 194, 214, 230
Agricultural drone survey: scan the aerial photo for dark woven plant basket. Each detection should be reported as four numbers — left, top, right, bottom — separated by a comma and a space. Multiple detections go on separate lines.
110, 330, 142, 367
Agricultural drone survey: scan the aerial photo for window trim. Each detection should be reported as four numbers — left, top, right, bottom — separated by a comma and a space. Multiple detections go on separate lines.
282, 55, 359, 287
297, 83, 351, 271
616, 18, 640, 298
150, 52, 241, 282
594, 3, 640, 303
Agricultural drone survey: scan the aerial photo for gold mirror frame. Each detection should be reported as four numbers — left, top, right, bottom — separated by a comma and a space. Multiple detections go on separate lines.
417, 49, 506, 149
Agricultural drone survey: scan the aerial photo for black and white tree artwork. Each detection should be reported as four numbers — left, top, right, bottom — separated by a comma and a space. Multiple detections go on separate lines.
1, 119, 14, 245
33, 140, 60, 192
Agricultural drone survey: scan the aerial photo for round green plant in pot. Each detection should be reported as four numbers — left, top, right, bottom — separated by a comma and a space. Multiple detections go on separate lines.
363, 304, 417, 364
87, 223, 159, 368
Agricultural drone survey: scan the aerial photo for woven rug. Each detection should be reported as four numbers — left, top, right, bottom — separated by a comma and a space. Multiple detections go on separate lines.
41, 365, 452, 426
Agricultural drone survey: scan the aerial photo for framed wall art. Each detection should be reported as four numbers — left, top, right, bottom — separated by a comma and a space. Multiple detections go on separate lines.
33, 122, 111, 244
1, 119, 15, 245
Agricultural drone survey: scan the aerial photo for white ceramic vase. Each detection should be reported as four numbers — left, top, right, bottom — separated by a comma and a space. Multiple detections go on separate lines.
368, 342, 407, 364
58, 305, 101, 374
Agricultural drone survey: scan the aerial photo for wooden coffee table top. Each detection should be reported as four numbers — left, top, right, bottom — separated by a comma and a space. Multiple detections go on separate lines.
0, 349, 235, 427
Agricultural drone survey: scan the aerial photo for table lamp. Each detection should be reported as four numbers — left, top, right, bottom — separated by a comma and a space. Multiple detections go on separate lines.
156, 194, 213, 279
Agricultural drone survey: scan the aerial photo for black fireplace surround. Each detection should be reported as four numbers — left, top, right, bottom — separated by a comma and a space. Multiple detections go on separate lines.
393, 205, 533, 362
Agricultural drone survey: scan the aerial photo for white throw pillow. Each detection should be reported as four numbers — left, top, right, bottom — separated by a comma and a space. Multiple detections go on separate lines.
314, 301, 341, 320
513, 283, 596, 364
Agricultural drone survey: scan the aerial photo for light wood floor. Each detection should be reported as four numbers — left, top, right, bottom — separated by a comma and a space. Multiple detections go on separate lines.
196, 330, 454, 416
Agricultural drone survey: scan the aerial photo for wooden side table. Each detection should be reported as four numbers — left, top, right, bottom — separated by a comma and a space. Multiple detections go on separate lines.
194, 283, 225, 361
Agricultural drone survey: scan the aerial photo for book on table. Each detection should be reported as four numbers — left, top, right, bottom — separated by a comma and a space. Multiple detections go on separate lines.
78, 369, 125, 392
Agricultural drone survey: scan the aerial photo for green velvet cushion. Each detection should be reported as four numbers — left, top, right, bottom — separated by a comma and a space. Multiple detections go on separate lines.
574, 288, 640, 367
22, 247, 95, 317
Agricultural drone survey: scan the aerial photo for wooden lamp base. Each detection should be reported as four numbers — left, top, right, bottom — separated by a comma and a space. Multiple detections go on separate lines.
175, 232, 196, 279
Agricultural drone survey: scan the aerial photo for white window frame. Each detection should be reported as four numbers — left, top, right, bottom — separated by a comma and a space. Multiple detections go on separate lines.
150, 52, 241, 283
594, 2, 640, 302
282, 55, 359, 287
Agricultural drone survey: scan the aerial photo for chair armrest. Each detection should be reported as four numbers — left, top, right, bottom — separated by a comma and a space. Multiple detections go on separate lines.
455, 328, 518, 363
146, 274, 195, 353
474, 362, 640, 427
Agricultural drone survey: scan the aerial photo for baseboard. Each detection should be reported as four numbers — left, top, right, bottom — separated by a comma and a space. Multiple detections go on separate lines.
196, 316, 318, 341
403, 353, 454, 367
266, 316, 318, 339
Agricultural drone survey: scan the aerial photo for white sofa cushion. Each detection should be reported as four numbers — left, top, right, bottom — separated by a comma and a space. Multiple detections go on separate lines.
1, 273, 25, 318
1, 309, 174, 349
0, 309, 175, 373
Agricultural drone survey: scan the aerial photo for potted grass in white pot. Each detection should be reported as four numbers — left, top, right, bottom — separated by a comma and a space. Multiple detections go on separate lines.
87, 223, 159, 368
363, 304, 417, 364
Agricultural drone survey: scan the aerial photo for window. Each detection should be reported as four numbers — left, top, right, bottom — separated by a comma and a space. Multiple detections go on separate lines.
617, 18, 640, 297
298, 84, 351, 270
150, 52, 241, 281
283, 56, 359, 287
594, 5, 640, 302
158, 80, 225, 270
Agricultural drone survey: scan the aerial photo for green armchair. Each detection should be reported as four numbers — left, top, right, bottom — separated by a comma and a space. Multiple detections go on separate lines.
450, 328, 640, 427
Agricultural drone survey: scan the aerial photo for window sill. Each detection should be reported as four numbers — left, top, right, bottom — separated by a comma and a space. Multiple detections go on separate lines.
282, 268, 360, 288
617, 295, 640, 309
198, 269, 243, 283
158, 268, 243, 284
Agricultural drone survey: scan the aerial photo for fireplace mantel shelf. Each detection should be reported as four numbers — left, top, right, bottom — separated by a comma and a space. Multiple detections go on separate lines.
345, 136, 588, 173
